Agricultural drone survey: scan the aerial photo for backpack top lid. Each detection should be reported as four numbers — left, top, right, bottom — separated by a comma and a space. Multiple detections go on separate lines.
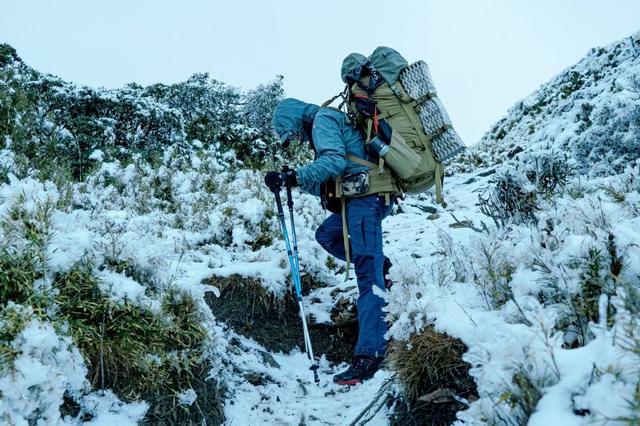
368, 46, 408, 86
341, 47, 409, 87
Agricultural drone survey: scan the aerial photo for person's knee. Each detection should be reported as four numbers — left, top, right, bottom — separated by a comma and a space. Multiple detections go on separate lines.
315, 223, 332, 249
353, 254, 377, 289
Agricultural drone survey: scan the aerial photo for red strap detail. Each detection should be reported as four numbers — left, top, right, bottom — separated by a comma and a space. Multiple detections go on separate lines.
373, 109, 379, 133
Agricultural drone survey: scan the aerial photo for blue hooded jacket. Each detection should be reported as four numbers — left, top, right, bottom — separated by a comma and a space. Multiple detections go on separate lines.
272, 98, 369, 196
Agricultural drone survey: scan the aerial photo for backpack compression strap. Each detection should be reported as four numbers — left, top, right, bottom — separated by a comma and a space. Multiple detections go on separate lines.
396, 98, 446, 206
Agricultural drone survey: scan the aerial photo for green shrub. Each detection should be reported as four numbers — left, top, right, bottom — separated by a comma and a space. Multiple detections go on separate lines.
105, 258, 156, 290
0, 303, 32, 373
0, 249, 39, 308
497, 367, 544, 425
560, 71, 585, 98
53, 266, 219, 422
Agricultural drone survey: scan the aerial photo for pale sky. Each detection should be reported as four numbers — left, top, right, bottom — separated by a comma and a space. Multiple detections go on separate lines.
1, 1, 639, 144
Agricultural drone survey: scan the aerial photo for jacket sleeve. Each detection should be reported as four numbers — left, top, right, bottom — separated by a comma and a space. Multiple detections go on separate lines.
296, 112, 347, 196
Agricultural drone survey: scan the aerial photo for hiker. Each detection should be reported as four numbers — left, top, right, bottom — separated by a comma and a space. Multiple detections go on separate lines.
265, 98, 399, 385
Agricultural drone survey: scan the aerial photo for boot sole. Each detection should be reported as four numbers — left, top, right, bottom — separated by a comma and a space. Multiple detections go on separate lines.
334, 378, 361, 386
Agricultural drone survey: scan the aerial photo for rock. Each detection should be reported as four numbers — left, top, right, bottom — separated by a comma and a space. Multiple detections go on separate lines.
477, 168, 497, 177
427, 213, 440, 220
330, 296, 358, 326
563, 324, 584, 348
260, 350, 281, 369
507, 146, 524, 158
244, 372, 264, 386
449, 220, 474, 229
417, 205, 438, 214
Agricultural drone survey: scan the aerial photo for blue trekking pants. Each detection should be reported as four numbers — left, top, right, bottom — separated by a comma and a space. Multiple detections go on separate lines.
315, 195, 393, 357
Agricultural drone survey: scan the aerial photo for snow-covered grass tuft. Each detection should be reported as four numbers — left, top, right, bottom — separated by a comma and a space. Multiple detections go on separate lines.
387, 327, 476, 424
0, 304, 88, 425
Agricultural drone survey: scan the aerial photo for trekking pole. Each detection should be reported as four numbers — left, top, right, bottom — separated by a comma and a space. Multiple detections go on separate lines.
282, 169, 319, 381
282, 166, 301, 278
272, 183, 320, 384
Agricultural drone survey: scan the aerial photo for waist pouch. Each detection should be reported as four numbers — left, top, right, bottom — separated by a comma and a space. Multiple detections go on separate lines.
340, 171, 369, 197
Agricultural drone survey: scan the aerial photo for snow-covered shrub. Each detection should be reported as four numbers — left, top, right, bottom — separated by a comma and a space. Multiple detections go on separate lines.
206, 170, 279, 249
491, 366, 548, 426
0, 178, 225, 423
0, 305, 88, 425
242, 76, 284, 138
573, 242, 617, 324
600, 160, 640, 205
478, 168, 538, 227
472, 236, 517, 310
432, 229, 475, 285
53, 265, 222, 423
0, 45, 287, 184
471, 33, 640, 179
523, 150, 572, 198
574, 101, 640, 175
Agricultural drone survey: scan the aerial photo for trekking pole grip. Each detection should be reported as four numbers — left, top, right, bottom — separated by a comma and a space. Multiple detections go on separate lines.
282, 165, 294, 209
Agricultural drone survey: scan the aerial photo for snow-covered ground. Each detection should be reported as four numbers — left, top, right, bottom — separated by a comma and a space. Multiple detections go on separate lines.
223, 332, 392, 426
219, 157, 639, 425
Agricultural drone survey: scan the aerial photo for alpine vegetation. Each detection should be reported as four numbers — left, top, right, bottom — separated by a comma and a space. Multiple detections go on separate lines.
0, 29, 639, 426
0, 43, 298, 424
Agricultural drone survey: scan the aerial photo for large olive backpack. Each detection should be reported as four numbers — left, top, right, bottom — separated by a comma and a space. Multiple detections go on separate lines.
335, 46, 466, 206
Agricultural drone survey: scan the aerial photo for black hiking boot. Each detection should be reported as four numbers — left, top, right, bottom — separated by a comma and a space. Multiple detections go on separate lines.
333, 356, 384, 386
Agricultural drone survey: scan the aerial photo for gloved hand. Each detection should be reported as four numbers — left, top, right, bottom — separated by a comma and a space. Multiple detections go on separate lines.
264, 169, 297, 191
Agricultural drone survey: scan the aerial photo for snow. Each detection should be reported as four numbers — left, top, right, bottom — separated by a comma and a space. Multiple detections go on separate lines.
4, 157, 637, 424
211, 260, 289, 294
382, 159, 640, 424
96, 269, 148, 304
0, 310, 88, 425
88, 150, 104, 162
223, 334, 392, 426
177, 388, 198, 406
79, 390, 149, 426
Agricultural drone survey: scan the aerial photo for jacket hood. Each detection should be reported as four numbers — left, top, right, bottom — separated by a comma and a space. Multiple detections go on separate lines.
272, 98, 320, 144
341, 52, 367, 84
